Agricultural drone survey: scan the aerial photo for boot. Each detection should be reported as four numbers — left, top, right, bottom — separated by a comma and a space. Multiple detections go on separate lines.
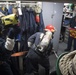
50, 71, 57, 75
34, 72, 39, 75
45, 69, 49, 75
24, 73, 34, 75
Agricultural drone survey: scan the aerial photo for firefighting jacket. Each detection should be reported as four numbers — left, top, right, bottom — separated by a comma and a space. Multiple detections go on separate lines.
0, 37, 15, 61
28, 32, 53, 56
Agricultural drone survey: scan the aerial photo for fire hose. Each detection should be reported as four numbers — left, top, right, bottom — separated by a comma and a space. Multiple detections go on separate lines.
11, 51, 28, 57
55, 50, 76, 75
11, 50, 76, 75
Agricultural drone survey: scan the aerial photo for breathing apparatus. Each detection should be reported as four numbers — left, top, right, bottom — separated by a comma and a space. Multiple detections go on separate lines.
37, 24, 56, 52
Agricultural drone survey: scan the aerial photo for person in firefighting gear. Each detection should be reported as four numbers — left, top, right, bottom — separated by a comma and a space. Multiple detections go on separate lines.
0, 14, 20, 75
24, 25, 56, 75
0, 27, 20, 75
65, 16, 76, 51
0, 14, 19, 39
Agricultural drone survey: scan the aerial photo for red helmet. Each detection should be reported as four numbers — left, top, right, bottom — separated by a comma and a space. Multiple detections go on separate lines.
45, 24, 55, 32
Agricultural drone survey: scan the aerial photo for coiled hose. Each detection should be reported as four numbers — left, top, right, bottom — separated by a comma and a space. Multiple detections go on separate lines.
58, 50, 76, 75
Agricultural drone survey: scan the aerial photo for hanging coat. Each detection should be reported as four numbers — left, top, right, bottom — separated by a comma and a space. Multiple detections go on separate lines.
19, 7, 44, 51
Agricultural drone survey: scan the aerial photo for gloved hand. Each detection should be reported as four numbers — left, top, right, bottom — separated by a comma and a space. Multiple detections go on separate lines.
8, 26, 20, 39
28, 42, 33, 47
13, 25, 21, 35
8, 28, 15, 39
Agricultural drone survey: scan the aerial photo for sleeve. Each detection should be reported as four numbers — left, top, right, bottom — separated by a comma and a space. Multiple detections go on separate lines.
0, 38, 15, 61
28, 33, 37, 47
4, 27, 20, 51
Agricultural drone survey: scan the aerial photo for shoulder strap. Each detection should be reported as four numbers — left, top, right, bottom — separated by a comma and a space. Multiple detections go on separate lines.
40, 33, 45, 42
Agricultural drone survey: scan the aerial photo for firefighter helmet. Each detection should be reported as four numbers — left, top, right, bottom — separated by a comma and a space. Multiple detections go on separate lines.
45, 24, 55, 32
1, 14, 18, 26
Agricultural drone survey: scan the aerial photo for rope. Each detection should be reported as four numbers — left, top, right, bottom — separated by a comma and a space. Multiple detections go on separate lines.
59, 50, 76, 75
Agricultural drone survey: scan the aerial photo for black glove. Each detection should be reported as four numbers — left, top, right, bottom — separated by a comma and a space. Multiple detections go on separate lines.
8, 28, 15, 39
8, 25, 21, 39
13, 25, 21, 35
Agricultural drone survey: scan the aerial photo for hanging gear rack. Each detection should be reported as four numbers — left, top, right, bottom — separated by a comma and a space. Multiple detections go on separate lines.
0, 1, 38, 6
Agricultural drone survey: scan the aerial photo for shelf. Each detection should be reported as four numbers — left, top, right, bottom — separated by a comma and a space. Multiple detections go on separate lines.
64, 28, 69, 43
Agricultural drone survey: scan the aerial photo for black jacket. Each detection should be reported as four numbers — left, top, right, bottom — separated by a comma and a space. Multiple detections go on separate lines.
0, 38, 12, 61
70, 16, 76, 28
28, 32, 53, 56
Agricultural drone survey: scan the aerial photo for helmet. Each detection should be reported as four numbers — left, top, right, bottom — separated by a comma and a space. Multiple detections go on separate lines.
45, 24, 55, 32
1, 14, 18, 26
